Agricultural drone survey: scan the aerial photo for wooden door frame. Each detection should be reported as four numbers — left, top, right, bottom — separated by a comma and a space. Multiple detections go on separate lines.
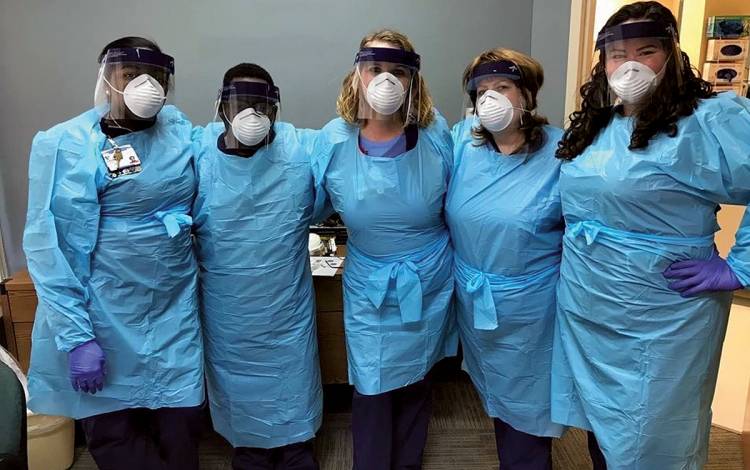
564, 0, 597, 124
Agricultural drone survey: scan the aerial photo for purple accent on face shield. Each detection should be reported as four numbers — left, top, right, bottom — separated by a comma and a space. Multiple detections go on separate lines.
467, 60, 522, 91
354, 47, 421, 70
101, 48, 175, 73
596, 21, 675, 50
220, 81, 280, 102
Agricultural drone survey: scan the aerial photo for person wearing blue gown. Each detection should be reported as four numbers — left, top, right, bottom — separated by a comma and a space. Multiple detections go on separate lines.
23, 37, 203, 470
312, 29, 457, 470
552, 3, 750, 469
192, 63, 323, 470
447, 48, 568, 470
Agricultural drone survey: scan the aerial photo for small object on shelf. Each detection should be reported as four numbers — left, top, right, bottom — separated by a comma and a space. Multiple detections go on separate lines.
706, 16, 750, 39
705, 38, 750, 63
703, 62, 746, 84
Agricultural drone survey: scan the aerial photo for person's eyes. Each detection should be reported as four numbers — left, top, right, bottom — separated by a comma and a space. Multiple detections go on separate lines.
369, 65, 382, 74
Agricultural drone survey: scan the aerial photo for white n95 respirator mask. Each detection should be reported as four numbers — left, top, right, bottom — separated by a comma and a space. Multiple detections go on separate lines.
476, 90, 516, 133
120, 74, 166, 118
366, 72, 406, 115
607, 60, 665, 105
231, 108, 271, 146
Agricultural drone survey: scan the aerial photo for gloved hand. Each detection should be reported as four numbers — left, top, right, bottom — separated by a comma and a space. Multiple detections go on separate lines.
663, 251, 743, 297
69, 339, 106, 394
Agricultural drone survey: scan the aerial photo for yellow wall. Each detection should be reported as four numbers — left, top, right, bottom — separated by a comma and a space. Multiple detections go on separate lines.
680, 0, 708, 65
706, 0, 750, 16
713, 299, 750, 432
712, 201, 750, 433
716, 205, 746, 256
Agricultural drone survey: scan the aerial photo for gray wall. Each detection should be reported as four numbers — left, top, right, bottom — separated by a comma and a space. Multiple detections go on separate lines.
0, 0, 570, 274
532, 0, 572, 126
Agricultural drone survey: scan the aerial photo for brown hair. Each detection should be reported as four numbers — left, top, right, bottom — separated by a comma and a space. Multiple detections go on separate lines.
462, 48, 548, 150
336, 29, 435, 128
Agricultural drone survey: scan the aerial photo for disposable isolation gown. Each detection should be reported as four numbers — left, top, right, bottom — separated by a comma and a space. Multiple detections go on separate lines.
312, 112, 457, 395
192, 122, 322, 448
23, 106, 203, 419
446, 124, 565, 437
551, 92, 750, 470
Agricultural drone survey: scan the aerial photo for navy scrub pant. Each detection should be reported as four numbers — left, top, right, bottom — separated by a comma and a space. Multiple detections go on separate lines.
232, 440, 319, 470
493, 421, 607, 470
494, 419, 552, 470
80, 405, 203, 470
351, 376, 433, 470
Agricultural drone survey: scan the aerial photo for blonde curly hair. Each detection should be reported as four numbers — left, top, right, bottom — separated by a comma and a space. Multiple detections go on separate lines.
336, 29, 435, 128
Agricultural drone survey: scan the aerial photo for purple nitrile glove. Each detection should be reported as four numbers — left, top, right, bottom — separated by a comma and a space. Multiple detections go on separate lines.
663, 251, 743, 298
69, 339, 106, 394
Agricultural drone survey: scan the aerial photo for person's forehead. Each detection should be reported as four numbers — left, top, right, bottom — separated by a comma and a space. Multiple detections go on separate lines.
477, 76, 515, 88
365, 40, 399, 49
606, 37, 662, 51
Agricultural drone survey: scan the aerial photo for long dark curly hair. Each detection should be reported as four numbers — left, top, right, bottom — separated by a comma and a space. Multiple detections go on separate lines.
556, 1, 714, 161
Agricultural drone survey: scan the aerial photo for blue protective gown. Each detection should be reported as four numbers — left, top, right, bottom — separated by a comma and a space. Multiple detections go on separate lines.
192, 122, 322, 448
312, 113, 458, 395
446, 123, 565, 438
23, 106, 203, 419
551, 92, 750, 470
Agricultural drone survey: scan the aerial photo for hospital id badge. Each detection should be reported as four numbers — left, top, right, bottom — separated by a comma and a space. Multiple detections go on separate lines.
101, 144, 142, 178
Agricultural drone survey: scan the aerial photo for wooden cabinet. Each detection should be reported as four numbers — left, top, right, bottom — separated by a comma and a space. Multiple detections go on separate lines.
314, 276, 348, 384
1, 271, 36, 372
0, 270, 349, 383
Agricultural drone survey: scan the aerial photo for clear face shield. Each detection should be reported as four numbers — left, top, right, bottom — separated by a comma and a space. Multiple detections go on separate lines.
94, 47, 174, 121
596, 20, 684, 108
353, 47, 421, 126
458, 60, 526, 140
215, 80, 280, 149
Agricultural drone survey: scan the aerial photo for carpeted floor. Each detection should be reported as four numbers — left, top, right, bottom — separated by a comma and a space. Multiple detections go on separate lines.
69, 371, 745, 469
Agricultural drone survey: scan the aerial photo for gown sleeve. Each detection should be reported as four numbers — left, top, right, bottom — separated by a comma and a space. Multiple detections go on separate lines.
690, 93, 750, 285
23, 128, 102, 352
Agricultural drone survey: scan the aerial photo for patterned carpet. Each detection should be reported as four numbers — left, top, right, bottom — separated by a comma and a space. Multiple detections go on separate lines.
70, 371, 745, 469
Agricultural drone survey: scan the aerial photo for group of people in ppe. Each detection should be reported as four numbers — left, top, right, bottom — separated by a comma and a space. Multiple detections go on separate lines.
21, 2, 750, 469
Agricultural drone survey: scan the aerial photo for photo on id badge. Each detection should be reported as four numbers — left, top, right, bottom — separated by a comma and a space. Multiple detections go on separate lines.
102, 144, 142, 178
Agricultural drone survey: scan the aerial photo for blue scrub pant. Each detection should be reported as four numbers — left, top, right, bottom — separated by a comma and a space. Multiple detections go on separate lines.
80, 405, 203, 470
232, 440, 319, 470
351, 376, 433, 470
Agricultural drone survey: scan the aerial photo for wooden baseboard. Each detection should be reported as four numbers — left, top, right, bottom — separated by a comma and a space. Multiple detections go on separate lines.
743, 431, 750, 470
